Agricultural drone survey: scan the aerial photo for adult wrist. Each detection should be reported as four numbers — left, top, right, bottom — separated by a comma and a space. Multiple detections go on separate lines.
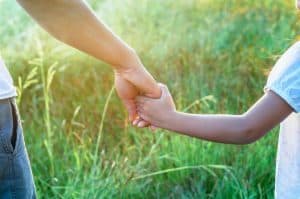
114, 48, 143, 74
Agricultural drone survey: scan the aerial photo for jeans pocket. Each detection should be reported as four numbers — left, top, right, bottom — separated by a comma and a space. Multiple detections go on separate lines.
0, 99, 18, 154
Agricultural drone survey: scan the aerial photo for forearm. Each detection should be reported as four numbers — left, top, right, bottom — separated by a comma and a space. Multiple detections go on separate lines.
17, 0, 141, 71
161, 91, 292, 144
165, 112, 252, 144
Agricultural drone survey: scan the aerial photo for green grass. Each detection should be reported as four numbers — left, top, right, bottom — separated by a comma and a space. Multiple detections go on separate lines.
0, 0, 300, 198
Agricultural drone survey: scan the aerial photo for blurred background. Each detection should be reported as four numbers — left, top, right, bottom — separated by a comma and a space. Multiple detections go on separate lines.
0, 0, 299, 198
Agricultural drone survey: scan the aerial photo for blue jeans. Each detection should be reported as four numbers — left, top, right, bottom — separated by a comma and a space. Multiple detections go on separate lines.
0, 98, 36, 199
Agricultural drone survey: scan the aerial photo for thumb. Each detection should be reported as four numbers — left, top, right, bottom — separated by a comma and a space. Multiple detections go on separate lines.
158, 83, 170, 99
123, 67, 161, 98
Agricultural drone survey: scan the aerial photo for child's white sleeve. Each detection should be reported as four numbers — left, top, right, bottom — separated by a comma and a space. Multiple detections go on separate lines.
264, 42, 300, 113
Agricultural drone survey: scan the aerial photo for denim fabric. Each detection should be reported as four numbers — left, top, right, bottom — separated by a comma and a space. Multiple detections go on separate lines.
0, 98, 36, 199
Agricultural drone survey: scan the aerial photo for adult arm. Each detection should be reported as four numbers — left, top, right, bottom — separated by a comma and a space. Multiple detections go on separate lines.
17, 0, 139, 71
17, 0, 161, 122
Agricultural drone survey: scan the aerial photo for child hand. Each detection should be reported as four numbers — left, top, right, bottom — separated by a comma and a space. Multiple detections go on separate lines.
136, 83, 176, 128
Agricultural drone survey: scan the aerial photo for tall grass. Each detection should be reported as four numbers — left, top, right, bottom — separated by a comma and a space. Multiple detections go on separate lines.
0, 0, 300, 198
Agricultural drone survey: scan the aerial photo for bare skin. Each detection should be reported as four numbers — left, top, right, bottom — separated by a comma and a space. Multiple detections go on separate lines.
134, 0, 300, 143
136, 84, 293, 144
16, 0, 161, 125
16, 0, 299, 130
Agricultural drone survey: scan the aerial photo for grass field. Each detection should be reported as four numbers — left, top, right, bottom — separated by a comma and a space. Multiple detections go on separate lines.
1, 0, 300, 198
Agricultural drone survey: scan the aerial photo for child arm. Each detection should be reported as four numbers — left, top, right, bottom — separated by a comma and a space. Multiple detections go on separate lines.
136, 84, 293, 144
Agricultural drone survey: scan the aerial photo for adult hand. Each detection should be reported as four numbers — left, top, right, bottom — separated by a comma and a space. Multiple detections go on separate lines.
114, 66, 161, 127
17, 0, 161, 127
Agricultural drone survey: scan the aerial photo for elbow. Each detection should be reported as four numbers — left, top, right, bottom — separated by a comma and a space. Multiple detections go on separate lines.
235, 116, 266, 145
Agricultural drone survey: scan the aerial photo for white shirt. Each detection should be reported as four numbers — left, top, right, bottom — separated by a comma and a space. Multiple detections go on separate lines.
265, 41, 300, 199
276, 113, 300, 198
0, 58, 17, 99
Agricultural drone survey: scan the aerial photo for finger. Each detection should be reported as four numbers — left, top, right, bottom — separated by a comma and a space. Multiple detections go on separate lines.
123, 99, 137, 122
132, 116, 142, 126
135, 100, 144, 109
135, 96, 149, 104
138, 112, 150, 123
127, 68, 161, 98
137, 111, 147, 123
158, 83, 171, 98
136, 99, 145, 109
137, 120, 151, 128
136, 105, 143, 113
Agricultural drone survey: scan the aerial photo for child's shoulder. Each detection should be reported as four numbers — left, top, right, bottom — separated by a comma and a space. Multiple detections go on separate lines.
294, 40, 300, 46
265, 41, 300, 113
285, 41, 300, 53
275, 41, 300, 67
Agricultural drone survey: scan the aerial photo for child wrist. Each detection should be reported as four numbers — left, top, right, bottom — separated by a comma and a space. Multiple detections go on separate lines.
162, 111, 180, 130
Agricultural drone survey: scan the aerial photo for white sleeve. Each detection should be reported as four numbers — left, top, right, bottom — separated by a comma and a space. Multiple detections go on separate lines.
264, 42, 300, 113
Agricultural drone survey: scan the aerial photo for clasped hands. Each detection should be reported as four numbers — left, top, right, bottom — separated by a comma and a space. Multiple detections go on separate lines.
114, 65, 176, 129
